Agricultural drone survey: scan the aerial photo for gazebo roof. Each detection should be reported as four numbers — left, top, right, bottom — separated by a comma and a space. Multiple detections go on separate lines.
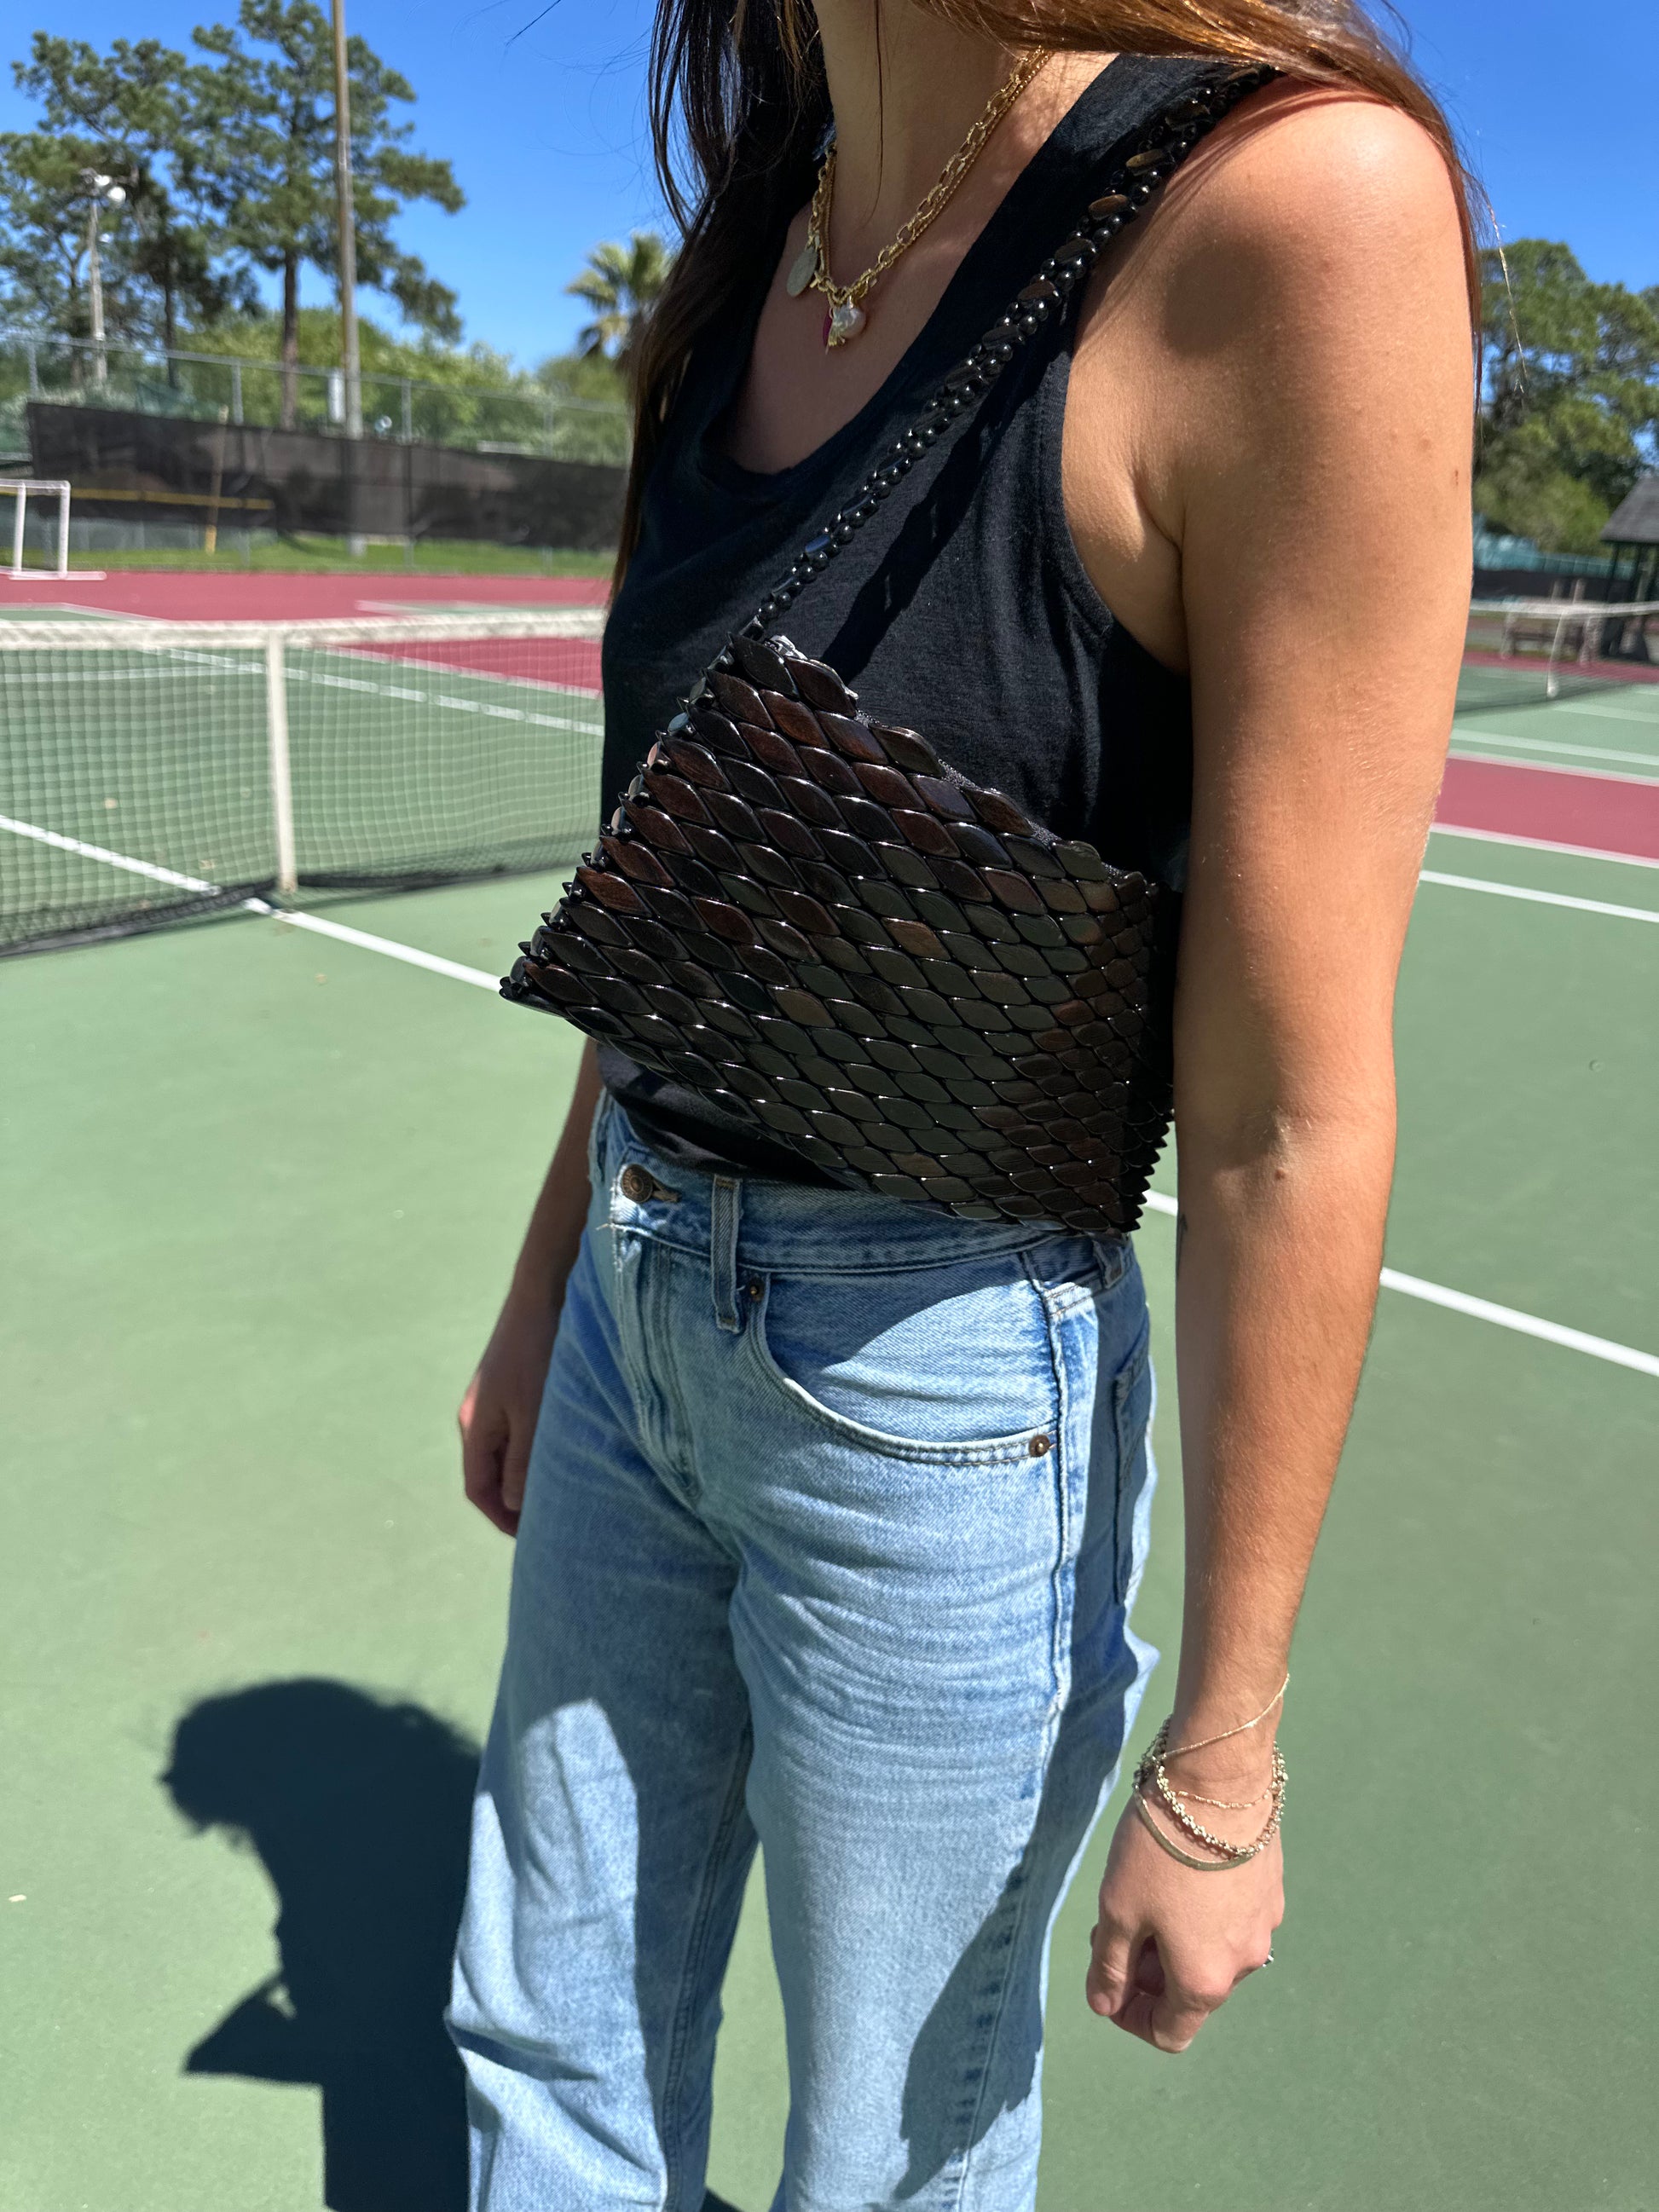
1602, 475, 1659, 546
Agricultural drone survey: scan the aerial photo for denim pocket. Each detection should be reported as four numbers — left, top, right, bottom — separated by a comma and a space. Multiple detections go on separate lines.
744, 1252, 1062, 1464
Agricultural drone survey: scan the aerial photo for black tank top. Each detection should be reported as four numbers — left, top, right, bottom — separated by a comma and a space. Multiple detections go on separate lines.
597, 53, 1221, 1181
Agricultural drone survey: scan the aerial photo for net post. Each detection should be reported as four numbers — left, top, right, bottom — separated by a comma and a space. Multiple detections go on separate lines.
1546, 607, 1569, 702
55, 482, 69, 579
10, 482, 25, 577
265, 632, 298, 896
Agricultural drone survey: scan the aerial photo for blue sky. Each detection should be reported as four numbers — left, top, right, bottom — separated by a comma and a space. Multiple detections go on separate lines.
3, 0, 1654, 367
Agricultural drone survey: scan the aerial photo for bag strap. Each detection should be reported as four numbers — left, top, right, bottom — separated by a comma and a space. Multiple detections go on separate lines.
742, 63, 1276, 644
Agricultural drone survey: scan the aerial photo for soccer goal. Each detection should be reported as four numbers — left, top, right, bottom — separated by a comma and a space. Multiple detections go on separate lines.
3, 479, 103, 582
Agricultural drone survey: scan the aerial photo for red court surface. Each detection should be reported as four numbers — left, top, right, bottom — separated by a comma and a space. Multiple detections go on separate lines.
345, 636, 602, 692
1437, 754, 1659, 863
0, 571, 607, 618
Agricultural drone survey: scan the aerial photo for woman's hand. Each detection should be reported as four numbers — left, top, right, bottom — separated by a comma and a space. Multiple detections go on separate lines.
1086, 1750, 1284, 2052
1087, 1811, 1282, 2052
459, 1287, 562, 1537
460, 1043, 602, 1536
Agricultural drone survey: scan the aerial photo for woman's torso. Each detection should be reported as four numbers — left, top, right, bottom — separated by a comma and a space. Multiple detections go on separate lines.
597, 52, 1233, 1180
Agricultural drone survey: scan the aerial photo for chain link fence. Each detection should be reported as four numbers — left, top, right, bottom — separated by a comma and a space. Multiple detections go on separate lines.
0, 328, 630, 470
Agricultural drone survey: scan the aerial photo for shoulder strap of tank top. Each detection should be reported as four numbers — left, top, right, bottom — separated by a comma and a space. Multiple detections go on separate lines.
742, 63, 1275, 644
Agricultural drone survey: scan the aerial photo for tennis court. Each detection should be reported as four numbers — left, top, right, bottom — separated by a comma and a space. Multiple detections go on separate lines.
1, 599, 1653, 2210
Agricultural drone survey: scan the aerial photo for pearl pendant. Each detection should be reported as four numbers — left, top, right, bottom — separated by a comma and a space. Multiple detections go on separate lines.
824, 299, 867, 349
785, 241, 818, 297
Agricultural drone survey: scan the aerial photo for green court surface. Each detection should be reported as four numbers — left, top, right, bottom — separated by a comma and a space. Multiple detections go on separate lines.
2, 818, 1655, 2209
1450, 666, 1659, 779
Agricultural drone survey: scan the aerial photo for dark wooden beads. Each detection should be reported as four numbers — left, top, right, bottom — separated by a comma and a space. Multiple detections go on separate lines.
505, 636, 1176, 1235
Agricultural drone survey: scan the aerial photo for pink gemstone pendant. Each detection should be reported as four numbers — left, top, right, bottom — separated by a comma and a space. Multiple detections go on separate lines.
824, 299, 867, 349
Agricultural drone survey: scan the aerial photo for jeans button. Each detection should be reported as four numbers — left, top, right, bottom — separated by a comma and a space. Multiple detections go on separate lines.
619, 1164, 652, 1203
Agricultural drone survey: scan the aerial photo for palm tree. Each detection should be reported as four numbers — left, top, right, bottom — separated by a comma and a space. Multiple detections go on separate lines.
567, 231, 673, 373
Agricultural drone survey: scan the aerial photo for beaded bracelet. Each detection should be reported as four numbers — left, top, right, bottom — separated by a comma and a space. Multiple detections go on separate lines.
1131, 1683, 1289, 1868
1141, 1724, 1287, 1862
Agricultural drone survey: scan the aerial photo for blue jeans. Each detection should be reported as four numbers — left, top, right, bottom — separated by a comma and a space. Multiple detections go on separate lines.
450, 1096, 1159, 2211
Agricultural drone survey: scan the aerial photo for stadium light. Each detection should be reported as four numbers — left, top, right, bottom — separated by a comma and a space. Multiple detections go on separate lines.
80, 171, 127, 389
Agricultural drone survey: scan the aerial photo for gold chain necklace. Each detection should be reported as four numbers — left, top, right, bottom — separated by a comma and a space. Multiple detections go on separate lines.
786, 49, 1050, 349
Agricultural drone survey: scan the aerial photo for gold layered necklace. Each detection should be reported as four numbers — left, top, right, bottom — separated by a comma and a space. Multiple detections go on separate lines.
787, 49, 1051, 349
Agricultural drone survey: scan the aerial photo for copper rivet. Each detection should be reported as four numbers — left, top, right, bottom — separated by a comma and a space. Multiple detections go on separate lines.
1028, 1434, 1051, 1457
748, 1279, 763, 1298
619, 1165, 652, 1202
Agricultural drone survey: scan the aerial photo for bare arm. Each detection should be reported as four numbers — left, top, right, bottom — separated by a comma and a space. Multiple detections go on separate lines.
460, 1040, 602, 1535
1080, 92, 1472, 2047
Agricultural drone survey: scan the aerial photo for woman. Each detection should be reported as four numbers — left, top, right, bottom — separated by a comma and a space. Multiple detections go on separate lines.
451, 0, 1474, 2203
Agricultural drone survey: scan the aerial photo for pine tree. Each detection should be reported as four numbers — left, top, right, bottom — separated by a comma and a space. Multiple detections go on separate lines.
2, 35, 243, 355
190, 0, 463, 428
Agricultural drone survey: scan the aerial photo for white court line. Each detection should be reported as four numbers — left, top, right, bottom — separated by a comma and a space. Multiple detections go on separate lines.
1428, 823, 1659, 871
7, 807, 1655, 1379
1569, 697, 1659, 726
0, 812, 218, 892
1372, 1269, 1659, 1378
1141, 1196, 1658, 1379
1450, 728, 1659, 770
265, 905, 498, 989
1418, 869, 1659, 924
353, 598, 606, 636
0, 810, 500, 987
1447, 749, 1659, 790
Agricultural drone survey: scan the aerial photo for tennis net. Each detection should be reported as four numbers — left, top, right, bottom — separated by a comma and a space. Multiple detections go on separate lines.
1459, 598, 1659, 713
10, 596, 1655, 956
0, 610, 604, 954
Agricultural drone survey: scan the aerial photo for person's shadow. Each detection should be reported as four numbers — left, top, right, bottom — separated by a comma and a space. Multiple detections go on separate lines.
164, 1677, 751, 2212
162, 1679, 480, 2212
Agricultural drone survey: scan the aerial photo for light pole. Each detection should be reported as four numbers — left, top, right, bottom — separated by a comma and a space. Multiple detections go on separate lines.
330, 0, 366, 555
82, 171, 126, 388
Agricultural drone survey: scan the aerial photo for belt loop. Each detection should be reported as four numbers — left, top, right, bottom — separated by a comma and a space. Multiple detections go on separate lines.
710, 1176, 742, 1332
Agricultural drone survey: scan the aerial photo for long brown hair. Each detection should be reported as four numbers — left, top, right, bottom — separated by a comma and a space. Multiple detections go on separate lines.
620, 0, 1478, 580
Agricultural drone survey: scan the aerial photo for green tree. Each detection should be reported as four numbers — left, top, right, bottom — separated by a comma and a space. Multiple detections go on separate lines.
535, 347, 626, 405
1477, 240, 1659, 554
2, 35, 242, 355
566, 231, 672, 374
0, 128, 110, 338
190, 0, 463, 427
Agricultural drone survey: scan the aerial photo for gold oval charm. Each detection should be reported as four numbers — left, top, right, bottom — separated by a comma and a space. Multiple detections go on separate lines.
785, 242, 818, 297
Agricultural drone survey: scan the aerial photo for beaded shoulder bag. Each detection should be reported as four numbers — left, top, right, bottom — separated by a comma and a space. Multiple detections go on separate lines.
503, 67, 1273, 1237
